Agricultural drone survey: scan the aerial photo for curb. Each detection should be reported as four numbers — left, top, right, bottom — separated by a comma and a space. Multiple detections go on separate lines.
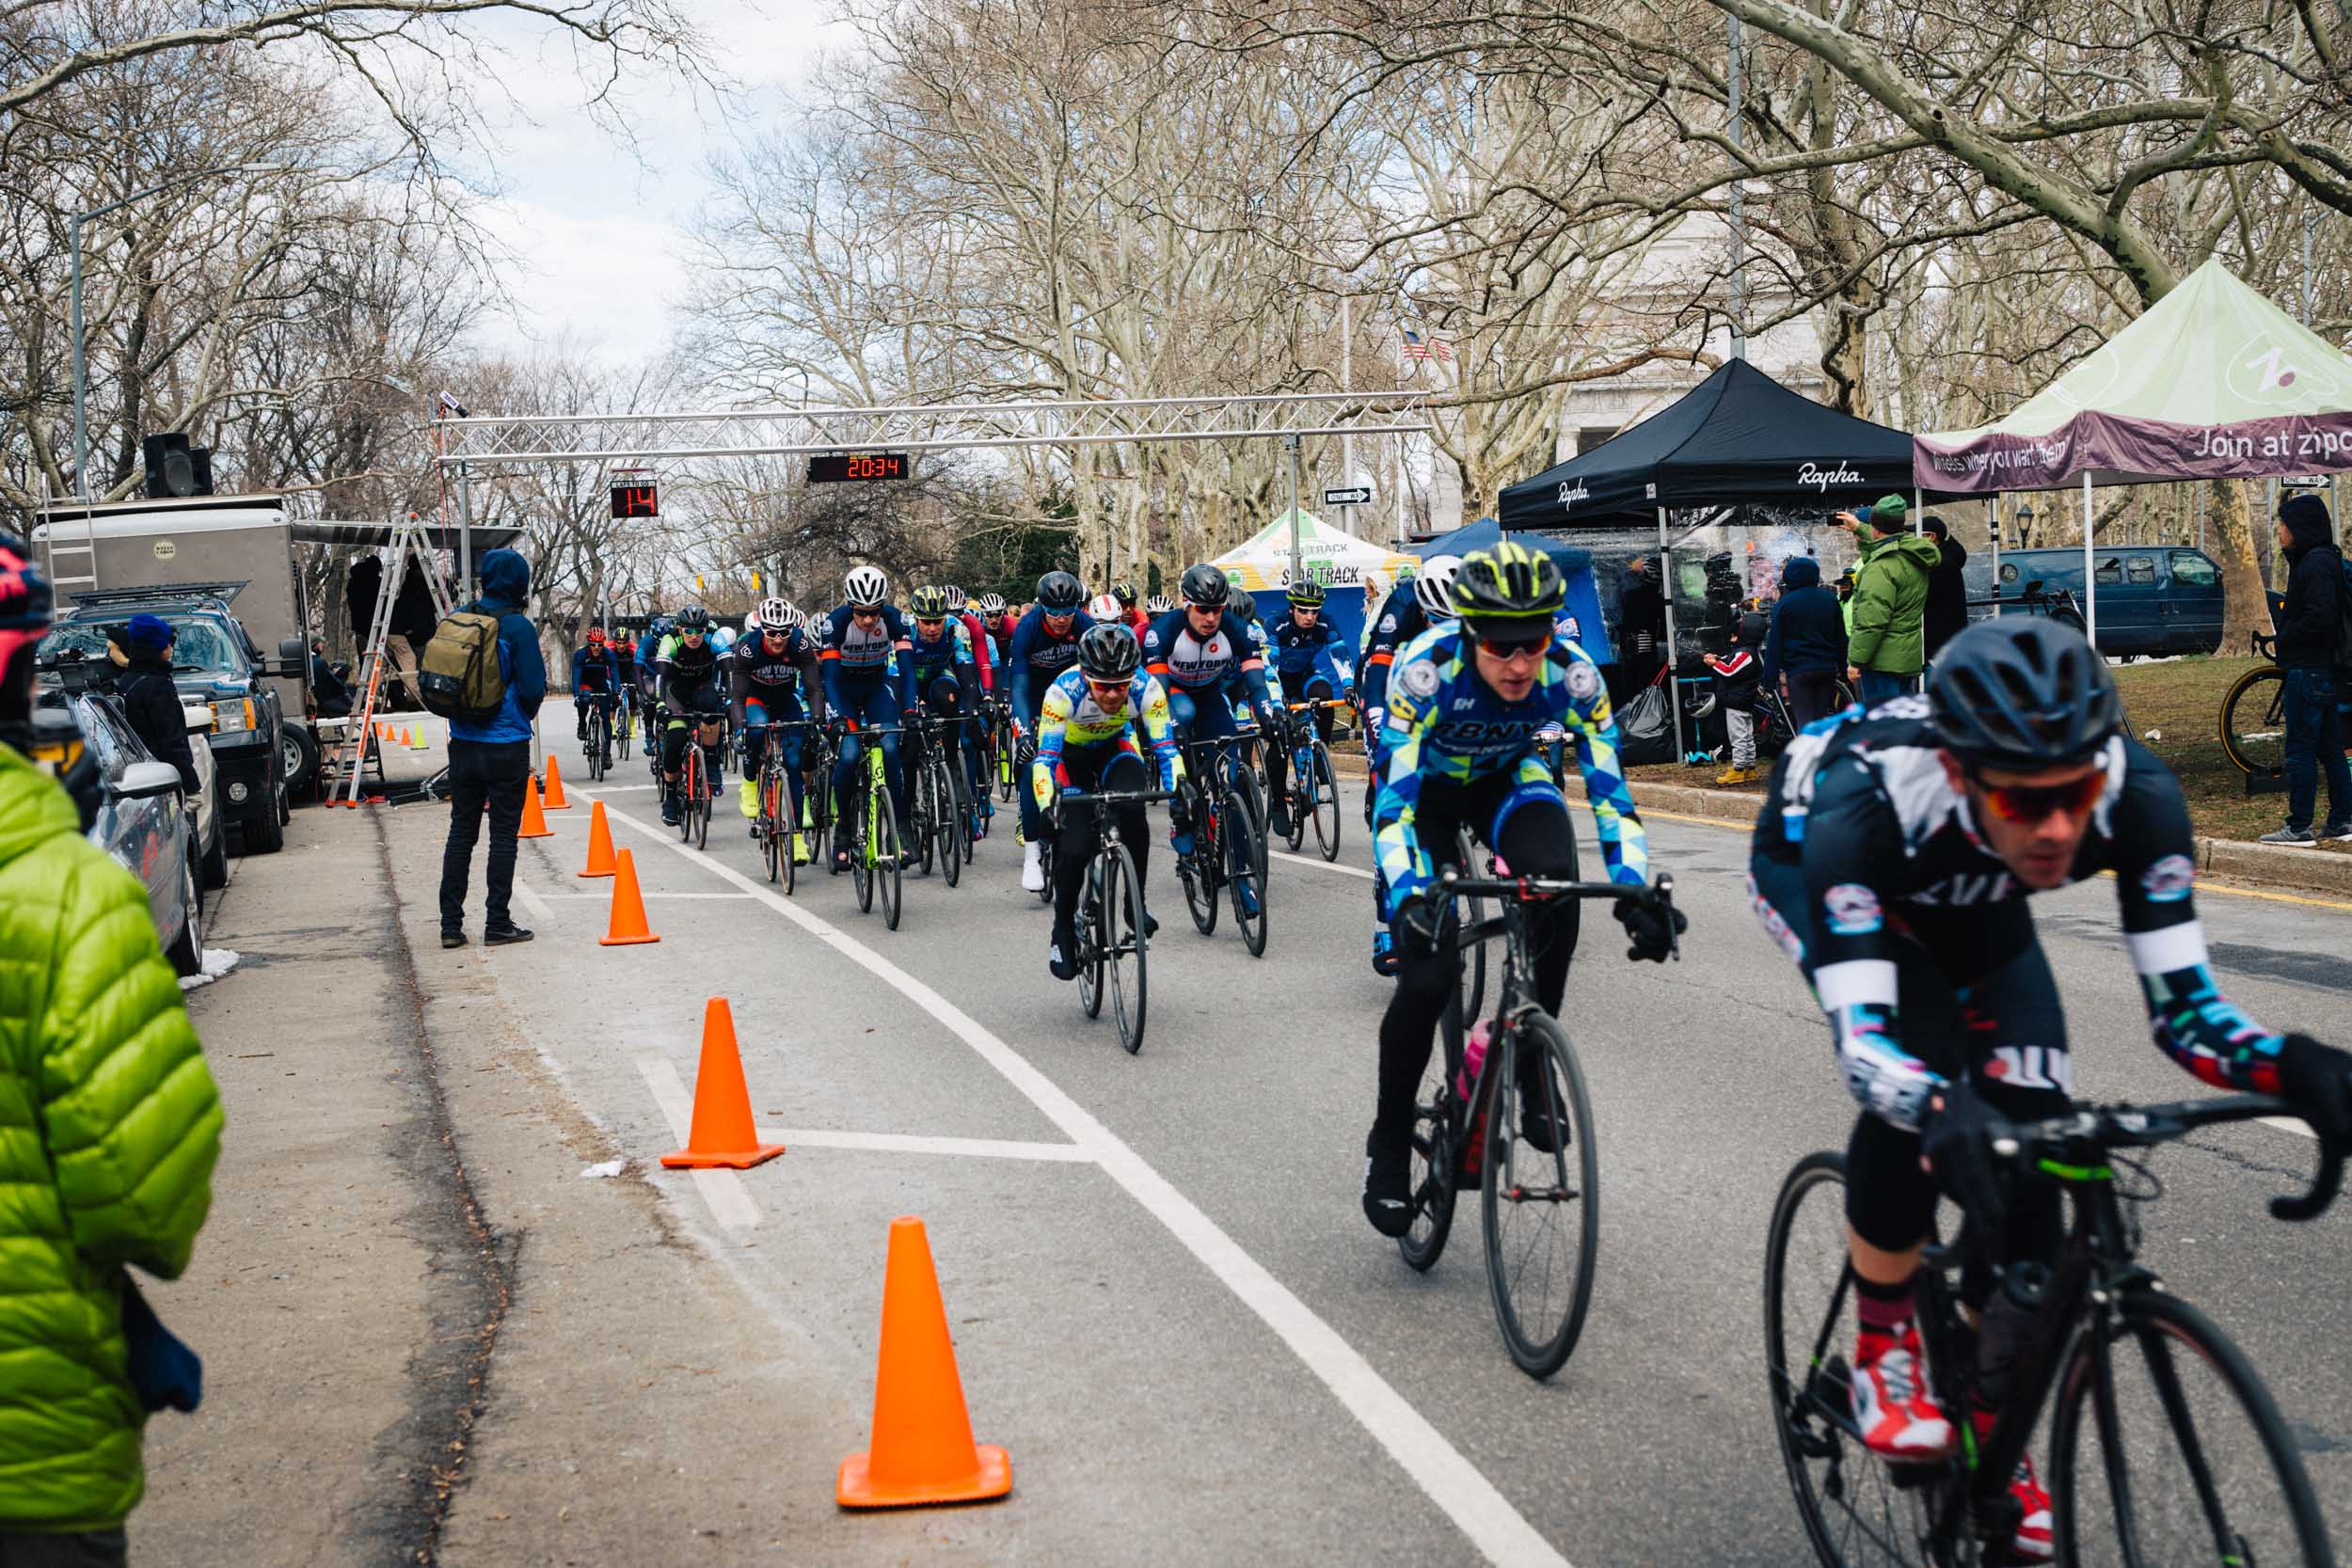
1332, 750, 2352, 900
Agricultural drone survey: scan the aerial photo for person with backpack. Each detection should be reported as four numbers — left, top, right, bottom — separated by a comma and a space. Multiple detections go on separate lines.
2260, 492, 2349, 846
431, 548, 547, 945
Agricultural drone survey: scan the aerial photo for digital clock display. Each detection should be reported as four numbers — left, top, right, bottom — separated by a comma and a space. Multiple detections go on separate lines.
610, 481, 660, 518
807, 451, 910, 483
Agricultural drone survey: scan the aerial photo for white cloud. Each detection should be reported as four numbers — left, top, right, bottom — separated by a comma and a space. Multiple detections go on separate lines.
472, 198, 693, 362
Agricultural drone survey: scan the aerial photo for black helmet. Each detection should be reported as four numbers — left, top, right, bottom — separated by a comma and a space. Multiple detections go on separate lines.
1076, 623, 1142, 681
1451, 544, 1564, 628
1928, 618, 2121, 770
1226, 590, 1257, 625
909, 585, 949, 619
1286, 578, 1326, 608
1111, 579, 1138, 609
1179, 562, 1230, 608
1037, 570, 1086, 611
675, 605, 712, 632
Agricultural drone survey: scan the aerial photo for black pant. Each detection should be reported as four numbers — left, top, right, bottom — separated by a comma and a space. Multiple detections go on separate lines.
1374, 775, 1581, 1142
1052, 747, 1149, 930
1784, 670, 1842, 732
0, 1528, 128, 1567
439, 738, 531, 933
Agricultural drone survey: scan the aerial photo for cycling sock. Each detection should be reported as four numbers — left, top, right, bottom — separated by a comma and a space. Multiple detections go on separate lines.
1853, 1272, 1915, 1357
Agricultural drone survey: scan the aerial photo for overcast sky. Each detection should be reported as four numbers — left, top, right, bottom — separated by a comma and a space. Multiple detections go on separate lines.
467, 0, 843, 365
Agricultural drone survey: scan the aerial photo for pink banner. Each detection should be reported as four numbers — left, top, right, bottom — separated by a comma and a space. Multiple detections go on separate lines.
1915, 408, 2352, 492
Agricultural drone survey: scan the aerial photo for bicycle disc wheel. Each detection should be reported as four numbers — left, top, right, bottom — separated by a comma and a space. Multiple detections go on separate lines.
1309, 740, 1341, 861
876, 792, 902, 930
1480, 1011, 1599, 1379
2051, 1289, 2334, 1568
1764, 1151, 1959, 1568
1399, 1000, 1460, 1273
2218, 666, 2288, 776
1105, 843, 1146, 1053
1226, 787, 1268, 957
1078, 856, 1106, 1019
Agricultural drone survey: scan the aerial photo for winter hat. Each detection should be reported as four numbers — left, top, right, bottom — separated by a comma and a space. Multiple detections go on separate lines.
126, 612, 175, 655
1865, 495, 1908, 532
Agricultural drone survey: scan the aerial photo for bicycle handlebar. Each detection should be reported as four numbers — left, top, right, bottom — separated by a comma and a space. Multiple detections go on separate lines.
1057, 788, 1177, 811
1991, 1095, 2343, 1223
1439, 869, 1677, 910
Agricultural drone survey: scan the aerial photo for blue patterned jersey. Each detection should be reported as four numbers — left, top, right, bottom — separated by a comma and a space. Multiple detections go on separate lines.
1029, 667, 1183, 808
903, 619, 977, 690
1373, 625, 1648, 908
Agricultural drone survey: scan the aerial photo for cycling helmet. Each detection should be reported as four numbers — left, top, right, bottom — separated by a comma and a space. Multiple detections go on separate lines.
910, 585, 950, 619
1179, 562, 1230, 609
844, 565, 889, 608
978, 592, 1007, 617
1111, 579, 1138, 609
585, 626, 607, 644
709, 625, 736, 653
648, 614, 674, 637
1413, 555, 1463, 621
1146, 594, 1174, 615
1087, 592, 1122, 624
757, 596, 793, 630
1927, 618, 2122, 771
943, 584, 968, 613
1286, 578, 1326, 608
1451, 544, 1564, 629
1227, 590, 1258, 625
675, 605, 712, 633
1077, 623, 1143, 682
1036, 570, 1086, 611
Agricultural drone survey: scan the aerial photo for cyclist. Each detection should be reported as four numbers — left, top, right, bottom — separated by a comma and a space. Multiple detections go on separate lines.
1086, 592, 1125, 631
1362, 545, 1670, 1238
1007, 571, 1097, 892
1145, 594, 1175, 617
976, 593, 1015, 665
571, 626, 622, 764
634, 615, 671, 709
818, 566, 916, 872
1361, 557, 1450, 718
942, 585, 997, 701
1032, 623, 1183, 980
1746, 617, 2352, 1560
610, 625, 638, 736
656, 607, 726, 827
1263, 578, 1355, 836
1109, 579, 1152, 638
1366, 559, 1464, 974
1144, 563, 1279, 910
732, 599, 823, 848
906, 586, 983, 836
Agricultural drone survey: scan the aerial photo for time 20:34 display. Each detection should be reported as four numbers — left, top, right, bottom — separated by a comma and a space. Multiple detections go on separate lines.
806, 451, 910, 483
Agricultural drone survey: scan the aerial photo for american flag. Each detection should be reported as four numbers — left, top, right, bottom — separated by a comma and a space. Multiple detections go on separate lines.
1402, 328, 1452, 362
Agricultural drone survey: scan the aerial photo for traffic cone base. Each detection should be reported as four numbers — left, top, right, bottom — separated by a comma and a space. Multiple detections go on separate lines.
578, 798, 618, 878
542, 754, 570, 809
836, 1216, 1011, 1511
659, 999, 780, 1167
598, 847, 660, 944
517, 775, 554, 838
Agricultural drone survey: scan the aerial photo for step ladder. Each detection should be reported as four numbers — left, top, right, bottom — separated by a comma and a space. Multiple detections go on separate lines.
327, 516, 453, 806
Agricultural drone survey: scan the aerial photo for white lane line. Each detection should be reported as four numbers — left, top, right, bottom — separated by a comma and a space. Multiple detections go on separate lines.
588, 790, 1572, 1568
1274, 848, 1375, 880
753, 1128, 1093, 1161
544, 891, 755, 901
2260, 1116, 2318, 1139
509, 875, 555, 924
633, 1056, 762, 1234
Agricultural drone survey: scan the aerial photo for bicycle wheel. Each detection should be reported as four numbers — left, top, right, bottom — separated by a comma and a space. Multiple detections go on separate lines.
851, 781, 874, 911
2218, 665, 2288, 776
1399, 998, 1461, 1273
1283, 744, 1309, 851
1078, 854, 1106, 1020
588, 711, 607, 782
912, 751, 938, 876
1181, 795, 1220, 935
875, 787, 903, 930
616, 705, 632, 761
1307, 739, 1340, 862
677, 746, 698, 844
1037, 830, 1056, 905
1455, 825, 1489, 1023
761, 766, 783, 883
933, 753, 961, 886
1480, 1010, 1599, 1379
1226, 786, 1268, 957
2051, 1288, 2334, 1568
1764, 1151, 1962, 1568
692, 751, 710, 850
1104, 842, 1146, 1053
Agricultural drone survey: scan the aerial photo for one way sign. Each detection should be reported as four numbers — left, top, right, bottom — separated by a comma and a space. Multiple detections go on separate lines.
1322, 485, 1375, 507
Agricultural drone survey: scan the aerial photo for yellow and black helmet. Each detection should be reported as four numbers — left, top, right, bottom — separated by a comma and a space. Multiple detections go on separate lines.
1286, 577, 1326, 608
1450, 543, 1564, 628
910, 585, 950, 619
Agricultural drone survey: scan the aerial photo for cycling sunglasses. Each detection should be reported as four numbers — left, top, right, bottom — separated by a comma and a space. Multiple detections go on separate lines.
1473, 630, 1549, 660
1965, 768, 2106, 823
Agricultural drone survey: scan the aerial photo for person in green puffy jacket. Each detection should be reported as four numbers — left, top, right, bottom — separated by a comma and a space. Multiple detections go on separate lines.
1837, 495, 1942, 706
0, 544, 223, 1564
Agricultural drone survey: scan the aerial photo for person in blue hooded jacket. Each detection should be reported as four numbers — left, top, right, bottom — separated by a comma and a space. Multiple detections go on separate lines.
438, 548, 547, 948
1759, 555, 1848, 732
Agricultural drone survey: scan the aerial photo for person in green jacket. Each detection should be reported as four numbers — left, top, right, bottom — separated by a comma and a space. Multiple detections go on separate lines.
1837, 495, 1941, 706
0, 544, 223, 1566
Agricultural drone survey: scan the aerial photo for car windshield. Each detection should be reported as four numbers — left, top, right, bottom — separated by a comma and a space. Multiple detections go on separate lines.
38, 614, 246, 677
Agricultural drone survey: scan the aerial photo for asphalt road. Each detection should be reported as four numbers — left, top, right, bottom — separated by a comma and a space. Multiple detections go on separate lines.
392, 713, 2352, 1566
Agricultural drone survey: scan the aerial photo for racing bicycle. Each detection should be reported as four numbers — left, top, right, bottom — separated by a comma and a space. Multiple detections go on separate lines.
1056, 787, 1172, 1055
1173, 732, 1269, 958
905, 711, 975, 887
839, 721, 905, 930
581, 691, 618, 782
1276, 698, 1347, 862
670, 709, 727, 850
752, 719, 822, 893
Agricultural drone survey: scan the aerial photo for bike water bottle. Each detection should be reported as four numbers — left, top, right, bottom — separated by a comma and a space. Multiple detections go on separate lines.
1457, 1022, 1492, 1182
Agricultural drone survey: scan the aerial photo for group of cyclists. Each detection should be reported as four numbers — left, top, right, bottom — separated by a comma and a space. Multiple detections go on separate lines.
557, 539, 2352, 1564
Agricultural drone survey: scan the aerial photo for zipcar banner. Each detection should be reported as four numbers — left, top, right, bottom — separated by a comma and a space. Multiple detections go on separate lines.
1915, 410, 2352, 492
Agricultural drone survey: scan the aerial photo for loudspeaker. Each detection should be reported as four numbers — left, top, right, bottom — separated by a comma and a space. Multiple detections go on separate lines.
141, 433, 215, 499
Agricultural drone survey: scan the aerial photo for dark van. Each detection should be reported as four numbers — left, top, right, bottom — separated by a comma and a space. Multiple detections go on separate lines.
1987, 546, 2224, 657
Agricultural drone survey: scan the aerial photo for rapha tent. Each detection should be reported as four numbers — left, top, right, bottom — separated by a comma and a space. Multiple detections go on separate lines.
1412, 516, 1613, 664
1913, 258, 2352, 645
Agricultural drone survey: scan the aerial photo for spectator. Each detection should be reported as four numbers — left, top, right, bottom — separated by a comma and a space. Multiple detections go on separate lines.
1613, 556, 1666, 701
1706, 610, 1768, 784
104, 615, 199, 795
1, 544, 224, 1568
2260, 493, 2348, 846
310, 641, 352, 720
1760, 556, 1848, 731
387, 556, 440, 709
1921, 515, 1969, 660
1837, 566, 1858, 633
1841, 495, 1938, 705
439, 548, 547, 947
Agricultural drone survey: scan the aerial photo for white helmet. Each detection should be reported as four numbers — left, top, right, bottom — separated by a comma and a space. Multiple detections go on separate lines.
757, 596, 794, 631
844, 565, 888, 608
1086, 592, 1121, 623
1415, 555, 1463, 622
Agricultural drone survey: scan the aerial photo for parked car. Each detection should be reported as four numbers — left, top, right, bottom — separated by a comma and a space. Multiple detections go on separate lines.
181, 699, 227, 889
36, 587, 293, 852
1978, 546, 2225, 657
36, 689, 206, 977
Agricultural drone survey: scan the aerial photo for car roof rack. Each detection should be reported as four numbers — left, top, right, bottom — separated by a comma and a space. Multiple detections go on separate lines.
66, 580, 249, 608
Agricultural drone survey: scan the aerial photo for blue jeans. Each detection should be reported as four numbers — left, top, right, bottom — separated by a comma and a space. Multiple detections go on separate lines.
2281, 666, 2349, 831
1857, 669, 1915, 708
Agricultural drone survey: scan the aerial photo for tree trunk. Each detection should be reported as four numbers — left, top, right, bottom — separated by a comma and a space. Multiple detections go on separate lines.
2205, 479, 2269, 653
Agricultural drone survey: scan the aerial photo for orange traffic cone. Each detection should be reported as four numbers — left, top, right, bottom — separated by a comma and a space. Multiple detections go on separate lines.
838, 1216, 1010, 1509
542, 754, 570, 809
517, 775, 553, 838
578, 799, 617, 878
597, 847, 659, 945
660, 999, 783, 1169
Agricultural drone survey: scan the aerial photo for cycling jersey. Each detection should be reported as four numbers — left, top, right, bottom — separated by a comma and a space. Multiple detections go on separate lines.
1750, 698, 2288, 1130
953, 610, 996, 694
729, 626, 820, 725
1141, 606, 1273, 702
571, 645, 619, 693
657, 634, 723, 715
1005, 604, 1097, 724
1029, 666, 1181, 810
905, 619, 978, 694
1359, 583, 1426, 707
1267, 612, 1354, 692
819, 603, 914, 712
1373, 625, 1646, 911
634, 630, 665, 695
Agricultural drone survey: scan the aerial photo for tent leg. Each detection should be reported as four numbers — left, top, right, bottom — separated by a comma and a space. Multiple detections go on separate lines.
1658, 506, 1683, 764
1988, 498, 1999, 619
2081, 471, 2095, 653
